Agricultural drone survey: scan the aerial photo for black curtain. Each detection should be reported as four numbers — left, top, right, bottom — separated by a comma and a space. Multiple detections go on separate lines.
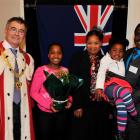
24, 6, 41, 69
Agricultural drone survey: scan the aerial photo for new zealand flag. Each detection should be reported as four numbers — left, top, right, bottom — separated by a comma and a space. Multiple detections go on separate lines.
36, 5, 113, 66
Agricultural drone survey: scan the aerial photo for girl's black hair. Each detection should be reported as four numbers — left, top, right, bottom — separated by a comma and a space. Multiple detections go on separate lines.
134, 23, 140, 35
108, 37, 129, 51
86, 26, 104, 41
47, 42, 63, 53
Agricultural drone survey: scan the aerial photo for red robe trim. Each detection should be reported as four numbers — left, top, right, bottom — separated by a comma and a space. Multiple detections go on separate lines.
0, 73, 5, 140
0, 42, 35, 140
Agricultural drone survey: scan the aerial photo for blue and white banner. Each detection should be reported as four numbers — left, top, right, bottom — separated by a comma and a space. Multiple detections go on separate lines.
36, 5, 113, 66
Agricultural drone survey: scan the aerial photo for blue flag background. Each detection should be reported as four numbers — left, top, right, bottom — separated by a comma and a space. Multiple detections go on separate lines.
36, 5, 113, 66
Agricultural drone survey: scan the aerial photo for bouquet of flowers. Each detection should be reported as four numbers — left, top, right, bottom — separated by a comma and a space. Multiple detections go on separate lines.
43, 70, 84, 110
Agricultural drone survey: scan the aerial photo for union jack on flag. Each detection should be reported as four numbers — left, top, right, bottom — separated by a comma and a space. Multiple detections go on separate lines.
74, 5, 114, 53
36, 5, 114, 65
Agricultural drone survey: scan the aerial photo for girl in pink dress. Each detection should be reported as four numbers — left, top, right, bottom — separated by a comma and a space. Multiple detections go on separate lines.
30, 43, 72, 140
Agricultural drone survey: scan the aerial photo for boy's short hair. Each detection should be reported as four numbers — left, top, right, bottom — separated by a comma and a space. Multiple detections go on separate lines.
6, 17, 27, 30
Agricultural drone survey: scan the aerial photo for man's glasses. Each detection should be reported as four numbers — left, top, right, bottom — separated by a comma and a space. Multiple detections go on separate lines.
8, 27, 25, 35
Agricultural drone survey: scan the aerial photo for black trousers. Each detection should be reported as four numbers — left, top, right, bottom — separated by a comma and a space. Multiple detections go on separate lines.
13, 103, 21, 140
125, 104, 140, 140
36, 108, 68, 140
68, 101, 115, 140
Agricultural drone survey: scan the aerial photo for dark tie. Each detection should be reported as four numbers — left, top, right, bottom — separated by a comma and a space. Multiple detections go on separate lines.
10, 48, 21, 104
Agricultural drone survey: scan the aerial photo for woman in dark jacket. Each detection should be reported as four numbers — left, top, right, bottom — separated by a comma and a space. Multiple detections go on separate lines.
68, 27, 113, 140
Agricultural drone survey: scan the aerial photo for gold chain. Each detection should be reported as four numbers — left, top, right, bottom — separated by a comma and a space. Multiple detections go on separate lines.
1, 49, 26, 78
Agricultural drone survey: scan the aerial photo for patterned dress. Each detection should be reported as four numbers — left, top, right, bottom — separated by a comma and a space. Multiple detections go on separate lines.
89, 55, 100, 97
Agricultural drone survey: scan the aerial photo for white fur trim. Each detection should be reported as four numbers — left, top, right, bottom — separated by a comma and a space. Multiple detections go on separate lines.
3, 50, 32, 140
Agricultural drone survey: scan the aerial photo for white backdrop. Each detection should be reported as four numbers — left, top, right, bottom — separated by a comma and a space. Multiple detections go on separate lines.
0, 0, 24, 40
126, 0, 140, 48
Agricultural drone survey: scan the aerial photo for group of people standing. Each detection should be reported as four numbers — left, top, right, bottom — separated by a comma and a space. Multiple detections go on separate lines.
0, 16, 140, 140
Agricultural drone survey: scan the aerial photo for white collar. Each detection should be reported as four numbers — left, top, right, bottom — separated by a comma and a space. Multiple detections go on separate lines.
2, 40, 19, 51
